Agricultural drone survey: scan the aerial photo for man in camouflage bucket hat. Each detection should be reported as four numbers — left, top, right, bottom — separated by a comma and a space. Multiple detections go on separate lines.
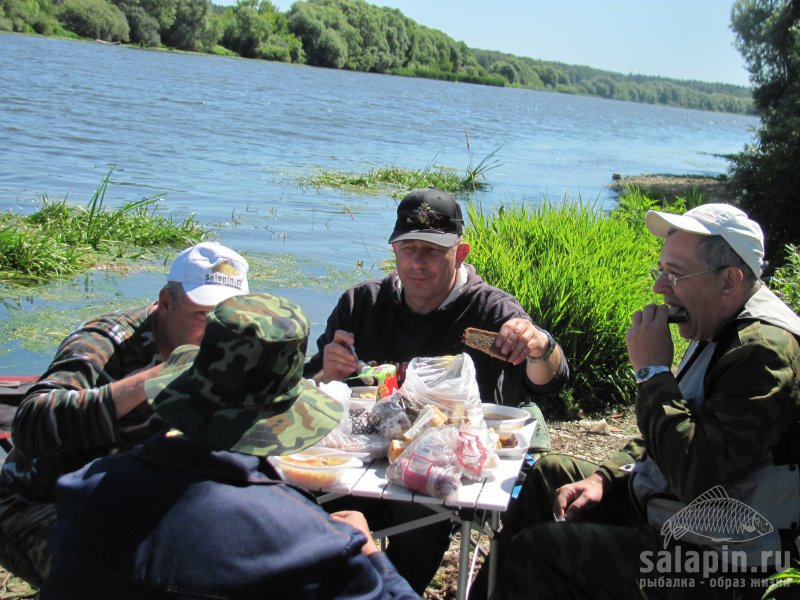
145, 293, 342, 455
471, 204, 800, 600
41, 294, 420, 600
0, 241, 249, 588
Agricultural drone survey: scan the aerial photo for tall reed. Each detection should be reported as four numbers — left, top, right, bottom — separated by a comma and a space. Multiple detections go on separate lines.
465, 199, 665, 414
0, 171, 208, 285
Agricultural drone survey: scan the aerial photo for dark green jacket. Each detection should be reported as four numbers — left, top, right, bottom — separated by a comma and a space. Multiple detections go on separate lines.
598, 286, 800, 562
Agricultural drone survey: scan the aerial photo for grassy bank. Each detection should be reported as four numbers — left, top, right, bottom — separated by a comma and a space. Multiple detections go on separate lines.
465, 195, 673, 415
299, 146, 499, 198
0, 171, 208, 285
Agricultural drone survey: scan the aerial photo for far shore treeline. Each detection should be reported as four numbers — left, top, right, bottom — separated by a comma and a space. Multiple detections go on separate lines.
1, 0, 754, 115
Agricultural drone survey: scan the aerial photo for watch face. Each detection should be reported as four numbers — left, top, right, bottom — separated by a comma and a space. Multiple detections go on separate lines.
636, 366, 669, 382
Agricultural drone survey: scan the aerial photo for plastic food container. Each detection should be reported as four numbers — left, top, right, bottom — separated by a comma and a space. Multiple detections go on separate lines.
271, 453, 362, 490
349, 386, 379, 410
481, 403, 529, 430
495, 431, 529, 459
350, 385, 379, 400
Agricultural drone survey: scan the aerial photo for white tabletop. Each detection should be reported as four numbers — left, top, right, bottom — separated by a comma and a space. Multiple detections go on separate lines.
299, 420, 537, 513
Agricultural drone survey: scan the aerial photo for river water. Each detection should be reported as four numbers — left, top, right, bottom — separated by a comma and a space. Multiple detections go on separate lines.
0, 33, 759, 374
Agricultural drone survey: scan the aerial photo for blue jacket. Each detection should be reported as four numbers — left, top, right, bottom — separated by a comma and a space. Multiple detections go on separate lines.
41, 433, 420, 600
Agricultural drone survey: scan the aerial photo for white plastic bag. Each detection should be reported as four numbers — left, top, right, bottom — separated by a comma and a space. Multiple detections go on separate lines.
317, 380, 353, 435
386, 426, 461, 499
307, 381, 390, 460
400, 353, 481, 414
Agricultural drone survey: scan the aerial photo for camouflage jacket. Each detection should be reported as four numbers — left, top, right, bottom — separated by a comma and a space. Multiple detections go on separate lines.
0, 304, 168, 503
596, 286, 800, 560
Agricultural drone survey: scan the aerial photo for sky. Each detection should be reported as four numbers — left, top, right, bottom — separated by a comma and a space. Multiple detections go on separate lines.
256, 0, 752, 87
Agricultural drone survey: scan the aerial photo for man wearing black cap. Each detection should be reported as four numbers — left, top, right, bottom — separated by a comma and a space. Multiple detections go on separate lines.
304, 187, 568, 593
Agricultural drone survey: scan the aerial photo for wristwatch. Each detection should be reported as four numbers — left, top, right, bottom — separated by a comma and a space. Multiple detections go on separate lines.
527, 327, 556, 365
635, 365, 671, 383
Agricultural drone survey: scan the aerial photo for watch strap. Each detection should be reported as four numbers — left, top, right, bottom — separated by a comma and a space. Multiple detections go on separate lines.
635, 365, 671, 383
527, 327, 556, 365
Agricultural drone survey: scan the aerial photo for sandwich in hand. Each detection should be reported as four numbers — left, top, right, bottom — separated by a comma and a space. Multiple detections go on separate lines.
462, 327, 508, 361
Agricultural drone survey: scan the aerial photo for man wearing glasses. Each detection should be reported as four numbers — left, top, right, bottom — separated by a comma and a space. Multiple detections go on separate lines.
474, 204, 800, 600
304, 187, 569, 594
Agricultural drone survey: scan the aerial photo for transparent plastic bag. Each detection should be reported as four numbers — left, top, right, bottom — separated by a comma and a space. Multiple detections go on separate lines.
457, 425, 499, 480
317, 380, 353, 435
370, 392, 413, 440
386, 426, 461, 499
400, 353, 481, 415
311, 380, 389, 460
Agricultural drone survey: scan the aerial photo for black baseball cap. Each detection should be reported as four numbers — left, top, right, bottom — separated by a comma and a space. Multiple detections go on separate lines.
388, 188, 464, 247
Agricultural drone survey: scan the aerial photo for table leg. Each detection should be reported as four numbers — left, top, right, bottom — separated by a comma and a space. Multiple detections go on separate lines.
457, 516, 472, 600
487, 511, 500, 595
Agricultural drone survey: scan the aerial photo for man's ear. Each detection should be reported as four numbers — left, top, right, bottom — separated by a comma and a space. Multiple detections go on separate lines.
455, 242, 470, 266
721, 266, 745, 296
158, 287, 173, 313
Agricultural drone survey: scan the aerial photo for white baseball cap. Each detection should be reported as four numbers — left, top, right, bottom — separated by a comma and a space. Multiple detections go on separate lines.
167, 242, 249, 306
645, 204, 764, 278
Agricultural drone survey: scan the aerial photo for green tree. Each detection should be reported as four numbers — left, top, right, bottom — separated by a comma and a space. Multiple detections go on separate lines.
1, 0, 59, 33
287, 1, 348, 67
140, 0, 176, 32
729, 0, 800, 269
162, 0, 210, 50
57, 0, 129, 40
114, 0, 161, 45
221, 0, 271, 58
287, 0, 483, 75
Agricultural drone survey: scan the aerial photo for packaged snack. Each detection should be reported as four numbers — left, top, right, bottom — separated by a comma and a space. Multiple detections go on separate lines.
388, 439, 408, 462
350, 407, 377, 435
456, 426, 498, 480
370, 393, 413, 440
386, 426, 461, 499
402, 404, 448, 442
354, 363, 399, 398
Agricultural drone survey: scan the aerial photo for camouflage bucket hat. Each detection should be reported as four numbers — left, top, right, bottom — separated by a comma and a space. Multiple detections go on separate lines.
144, 293, 342, 456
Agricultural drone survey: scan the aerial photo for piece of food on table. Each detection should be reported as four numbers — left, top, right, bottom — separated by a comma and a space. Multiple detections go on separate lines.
388, 439, 408, 462
402, 404, 448, 442
461, 327, 508, 361
386, 426, 462, 499
497, 432, 518, 448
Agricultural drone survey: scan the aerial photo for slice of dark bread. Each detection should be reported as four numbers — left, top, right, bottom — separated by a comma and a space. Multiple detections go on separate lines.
462, 327, 508, 361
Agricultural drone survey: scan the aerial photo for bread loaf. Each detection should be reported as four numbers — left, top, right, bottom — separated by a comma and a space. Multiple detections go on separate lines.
462, 327, 508, 361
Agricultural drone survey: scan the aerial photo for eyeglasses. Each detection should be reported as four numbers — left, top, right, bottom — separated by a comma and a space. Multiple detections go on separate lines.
649, 266, 728, 287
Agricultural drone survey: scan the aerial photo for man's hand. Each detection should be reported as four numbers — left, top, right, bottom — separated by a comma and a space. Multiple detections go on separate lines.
330, 511, 380, 555
496, 318, 548, 365
317, 330, 358, 384
626, 304, 674, 372
553, 473, 607, 521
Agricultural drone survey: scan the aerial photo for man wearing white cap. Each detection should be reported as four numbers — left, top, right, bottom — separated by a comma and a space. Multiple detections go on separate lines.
0, 242, 249, 588
473, 204, 800, 600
